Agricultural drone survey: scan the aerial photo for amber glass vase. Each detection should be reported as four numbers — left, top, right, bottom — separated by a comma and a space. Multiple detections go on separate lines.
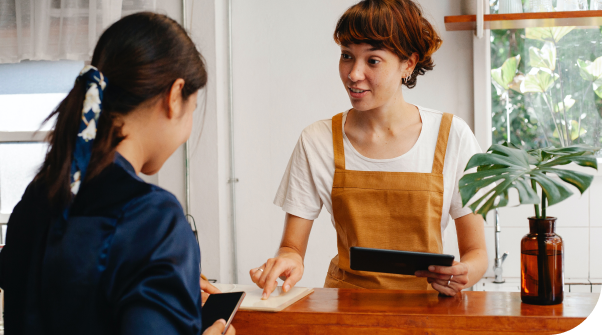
521, 217, 564, 305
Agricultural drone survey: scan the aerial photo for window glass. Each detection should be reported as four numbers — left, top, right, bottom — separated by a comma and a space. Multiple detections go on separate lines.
0, 60, 83, 95
0, 94, 65, 131
490, 26, 602, 150
0, 143, 47, 214
0, 60, 82, 218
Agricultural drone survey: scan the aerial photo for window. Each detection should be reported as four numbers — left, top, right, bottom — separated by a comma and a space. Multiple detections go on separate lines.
490, 26, 602, 149
488, 1, 602, 151
0, 60, 83, 229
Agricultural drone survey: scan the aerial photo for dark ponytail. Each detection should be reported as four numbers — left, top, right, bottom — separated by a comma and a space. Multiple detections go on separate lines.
36, 12, 207, 209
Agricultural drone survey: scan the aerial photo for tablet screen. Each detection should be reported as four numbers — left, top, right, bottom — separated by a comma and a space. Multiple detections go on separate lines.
350, 246, 454, 276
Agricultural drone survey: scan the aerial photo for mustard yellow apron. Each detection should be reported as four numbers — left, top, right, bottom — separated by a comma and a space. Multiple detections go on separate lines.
324, 112, 453, 290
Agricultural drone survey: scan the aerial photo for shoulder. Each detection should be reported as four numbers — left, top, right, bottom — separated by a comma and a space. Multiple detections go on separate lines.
295, 116, 338, 154
123, 186, 185, 225
75, 158, 189, 241
300, 117, 334, 142
119, 181, 188, 239
418, 106, 475, 142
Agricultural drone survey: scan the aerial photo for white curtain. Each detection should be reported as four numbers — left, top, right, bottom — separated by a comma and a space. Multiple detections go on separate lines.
0, 0, 156, 63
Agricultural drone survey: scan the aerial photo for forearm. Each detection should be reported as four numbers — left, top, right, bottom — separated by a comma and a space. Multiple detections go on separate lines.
455, 213, 488, 288
276, 213, 313, 262
459, 247, 488, 287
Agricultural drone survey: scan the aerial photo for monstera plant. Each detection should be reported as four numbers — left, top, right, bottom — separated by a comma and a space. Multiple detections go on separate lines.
459, 142, 598, 305
459, 143, 598, 218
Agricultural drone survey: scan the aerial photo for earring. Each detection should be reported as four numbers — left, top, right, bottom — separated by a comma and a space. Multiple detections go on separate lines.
404, 73, 411, 83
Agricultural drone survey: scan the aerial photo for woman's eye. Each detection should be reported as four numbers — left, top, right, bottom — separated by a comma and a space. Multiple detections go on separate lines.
341, 53, 351, 60
368, 59, 380, 65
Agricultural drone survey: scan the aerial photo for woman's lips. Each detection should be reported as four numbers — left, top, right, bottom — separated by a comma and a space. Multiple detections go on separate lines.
349, 87, 369, 98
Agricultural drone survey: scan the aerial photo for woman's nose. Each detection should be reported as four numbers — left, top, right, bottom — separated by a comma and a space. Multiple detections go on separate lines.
348, 64, 365, 82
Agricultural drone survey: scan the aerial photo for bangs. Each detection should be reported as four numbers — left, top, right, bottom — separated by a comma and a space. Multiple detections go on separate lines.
334, 1, 405, 58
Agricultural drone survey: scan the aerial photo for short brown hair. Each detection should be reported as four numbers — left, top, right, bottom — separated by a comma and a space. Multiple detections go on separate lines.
334, 0, 442, 89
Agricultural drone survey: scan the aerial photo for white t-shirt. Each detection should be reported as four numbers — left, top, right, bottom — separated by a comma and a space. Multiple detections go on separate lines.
274, 106, 483, 237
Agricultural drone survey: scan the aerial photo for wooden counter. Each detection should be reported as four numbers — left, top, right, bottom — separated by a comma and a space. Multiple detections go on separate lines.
231, 288, 599, 334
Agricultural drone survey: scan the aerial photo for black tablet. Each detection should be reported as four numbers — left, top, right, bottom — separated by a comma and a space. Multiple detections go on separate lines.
349, 246, 454, 276
201, 291, 245, 334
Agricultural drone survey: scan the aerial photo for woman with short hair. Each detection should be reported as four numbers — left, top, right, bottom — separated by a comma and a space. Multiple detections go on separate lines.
251, 0, 488, 298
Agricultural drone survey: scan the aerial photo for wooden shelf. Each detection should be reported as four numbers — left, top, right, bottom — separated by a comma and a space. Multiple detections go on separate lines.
445, 11, 602, 31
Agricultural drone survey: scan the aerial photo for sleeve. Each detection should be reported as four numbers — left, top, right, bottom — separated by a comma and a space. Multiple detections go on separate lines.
104, 190, 202, 335
449, 123, 485, 220
273, 132, 323, 221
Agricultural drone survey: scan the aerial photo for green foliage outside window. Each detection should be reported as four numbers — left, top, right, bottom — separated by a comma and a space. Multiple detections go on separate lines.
490, 26, 602, 152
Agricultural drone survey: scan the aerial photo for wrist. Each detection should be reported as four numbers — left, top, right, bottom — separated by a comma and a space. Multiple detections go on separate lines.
277, 247, 304, 264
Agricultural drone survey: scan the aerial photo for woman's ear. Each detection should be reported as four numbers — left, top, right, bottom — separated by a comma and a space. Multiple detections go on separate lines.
166, 78, 186, 119
405, 52, 419, 73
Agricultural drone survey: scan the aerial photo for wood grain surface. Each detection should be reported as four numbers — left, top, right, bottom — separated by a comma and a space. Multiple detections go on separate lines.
444, 11, 602, 31
231, 288, 599, 334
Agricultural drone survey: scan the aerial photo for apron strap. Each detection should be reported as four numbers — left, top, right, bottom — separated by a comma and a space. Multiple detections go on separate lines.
332, 113, 346, 170
432, 113, 453, 174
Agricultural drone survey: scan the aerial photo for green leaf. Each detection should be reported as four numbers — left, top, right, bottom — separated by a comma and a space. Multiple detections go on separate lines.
578, 57, 602, 98
539, 144, 598, 156
460, 143, 598, 218
514, 179, 541, 204
594, 79, 602, 99
492, 55, 521, 93
539, 168, 594, 194
465, 143, 532, 171
569, 120, 585, 140
530, 172, 574, 206
529, 42, 556, 71
521, 68, 559, 93
525, 26, 575, 43
552, 120, 584, 141
577, 57, 602, 82
509, 73, 525, 93
541, 154, 599, 170
555, 95, 575, 113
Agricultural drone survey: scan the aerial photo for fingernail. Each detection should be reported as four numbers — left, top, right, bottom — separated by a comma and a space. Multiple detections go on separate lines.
218, 319, 226, 325
262, 292, 267, 300
284, 284, 290, 292
429, 266, 435, 271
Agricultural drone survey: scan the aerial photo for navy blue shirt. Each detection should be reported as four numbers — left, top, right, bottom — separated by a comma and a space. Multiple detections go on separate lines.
0, 153, 202, 334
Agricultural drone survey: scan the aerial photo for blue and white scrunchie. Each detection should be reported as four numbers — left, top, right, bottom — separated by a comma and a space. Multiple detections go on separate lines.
69, 65, 107, 196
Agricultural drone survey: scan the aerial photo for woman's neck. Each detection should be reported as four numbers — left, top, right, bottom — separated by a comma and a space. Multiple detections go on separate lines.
349, 93, 420, 132
115, 137, 146, 175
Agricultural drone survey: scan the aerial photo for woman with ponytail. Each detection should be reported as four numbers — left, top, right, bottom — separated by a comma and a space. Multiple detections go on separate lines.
0, 12, 232, 335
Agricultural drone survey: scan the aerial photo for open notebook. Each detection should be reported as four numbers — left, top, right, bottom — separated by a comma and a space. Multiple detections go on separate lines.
212, 283, 313, 312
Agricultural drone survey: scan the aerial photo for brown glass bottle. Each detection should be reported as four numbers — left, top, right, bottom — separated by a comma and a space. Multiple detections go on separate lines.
521, 217, 563, 305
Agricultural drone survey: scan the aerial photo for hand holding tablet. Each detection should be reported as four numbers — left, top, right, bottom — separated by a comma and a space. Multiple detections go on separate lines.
349, 246, 455, 276
349, 246, 470, 296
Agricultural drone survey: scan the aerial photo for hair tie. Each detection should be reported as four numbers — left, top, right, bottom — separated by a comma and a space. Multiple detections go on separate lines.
69, 65, 107, 199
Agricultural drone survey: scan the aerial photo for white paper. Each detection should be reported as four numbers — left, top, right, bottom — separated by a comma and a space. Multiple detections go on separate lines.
212, 283, 313, 312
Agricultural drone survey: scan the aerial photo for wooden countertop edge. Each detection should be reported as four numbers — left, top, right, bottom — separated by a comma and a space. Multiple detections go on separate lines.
234, 312, 586, 332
